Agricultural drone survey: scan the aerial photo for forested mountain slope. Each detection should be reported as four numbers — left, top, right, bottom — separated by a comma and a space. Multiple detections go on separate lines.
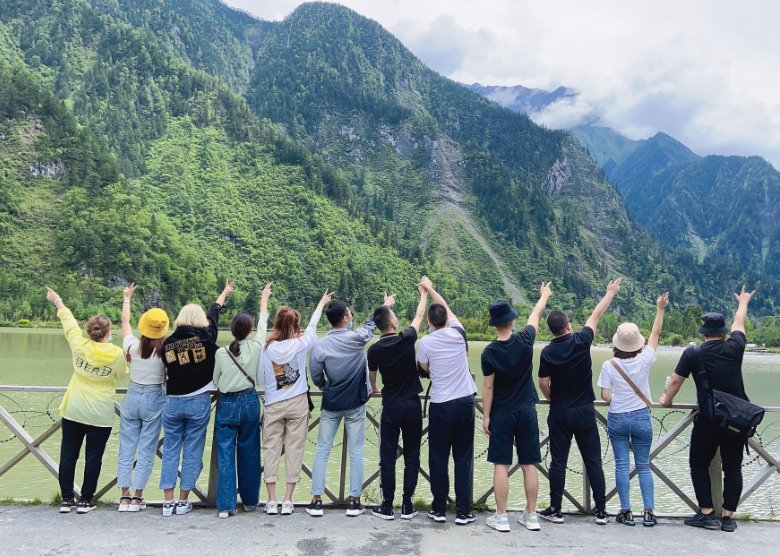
0, 0, 777, 324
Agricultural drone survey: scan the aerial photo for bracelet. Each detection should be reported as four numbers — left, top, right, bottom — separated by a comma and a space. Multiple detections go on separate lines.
122, 300, 131, 304
52, 298, 62, 304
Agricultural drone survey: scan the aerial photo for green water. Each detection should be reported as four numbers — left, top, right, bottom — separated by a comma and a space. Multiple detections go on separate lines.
1, 329, 778, 516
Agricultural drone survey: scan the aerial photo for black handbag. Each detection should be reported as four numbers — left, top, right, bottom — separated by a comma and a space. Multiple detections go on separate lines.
693, 345, 764, 452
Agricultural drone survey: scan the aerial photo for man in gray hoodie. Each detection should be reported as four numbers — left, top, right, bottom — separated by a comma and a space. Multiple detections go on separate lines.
307, 292, 395, 517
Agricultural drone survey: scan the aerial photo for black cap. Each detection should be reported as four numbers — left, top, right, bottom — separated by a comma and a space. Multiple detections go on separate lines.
488, 300, 519, 327
697, 312, 729, 336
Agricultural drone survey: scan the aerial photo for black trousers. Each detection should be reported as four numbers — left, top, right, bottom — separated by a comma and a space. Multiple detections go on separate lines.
689, 414, 744, 512
379, 397, 423, 503
547, 403, 606, 510
428, 395, 474, 514
59, 418, 112, 502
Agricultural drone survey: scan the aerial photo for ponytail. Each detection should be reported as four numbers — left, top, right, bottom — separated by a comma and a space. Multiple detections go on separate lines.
265, 306, 302, 348
229, 312, 255, 357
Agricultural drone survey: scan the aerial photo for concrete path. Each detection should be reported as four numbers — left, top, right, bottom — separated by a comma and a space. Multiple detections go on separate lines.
0, 506, 778, 556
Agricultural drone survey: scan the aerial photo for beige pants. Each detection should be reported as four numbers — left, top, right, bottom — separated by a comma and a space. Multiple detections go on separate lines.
262, 393, 309, 484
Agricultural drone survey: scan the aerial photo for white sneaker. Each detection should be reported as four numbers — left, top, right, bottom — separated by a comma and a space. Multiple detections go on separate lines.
128, 497, 146, 512
218, 509, 237, 518
175, 501, 192, 515
281, 500, 294, 515
486, 513, 510, 532
518, 511, 541, 531
265, 500, 278, 515
162, 501, 175, 517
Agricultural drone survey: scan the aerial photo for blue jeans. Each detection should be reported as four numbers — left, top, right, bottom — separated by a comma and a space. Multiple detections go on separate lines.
117, 383, 166, 490
311, 405, 366, 498
608, 408, 654, 511
215, 388, 261, 512
159, 391, 212, 491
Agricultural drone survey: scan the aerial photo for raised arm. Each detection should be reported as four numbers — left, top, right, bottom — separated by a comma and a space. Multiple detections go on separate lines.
354, 291, 393, 343
411, 286, 428, 332
46, 286, 81, 345
527, 282, 553, 332
301, 288, 333, 349
251, 282, 273, 345
648, 292, 669, 350
216, 279, 236, 307
585, 278, 622, 332
121, 283, 138, 339
731, 285, 755, 335
419, 276, 456, 321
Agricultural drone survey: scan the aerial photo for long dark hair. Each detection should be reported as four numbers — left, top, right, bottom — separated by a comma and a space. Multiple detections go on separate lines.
140, 336, 165, 359
265, 306, 301, 348
229, 312, 256, 356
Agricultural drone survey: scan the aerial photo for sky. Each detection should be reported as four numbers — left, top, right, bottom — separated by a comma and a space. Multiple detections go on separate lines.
225, 0, 780, 167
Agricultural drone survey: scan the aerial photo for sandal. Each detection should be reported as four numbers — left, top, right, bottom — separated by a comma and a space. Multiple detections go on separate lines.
118, 496, 132, 512
128, 496, 146, 512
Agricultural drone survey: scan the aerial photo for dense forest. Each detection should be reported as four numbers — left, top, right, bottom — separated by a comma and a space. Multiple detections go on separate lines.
0, 0, 778, 340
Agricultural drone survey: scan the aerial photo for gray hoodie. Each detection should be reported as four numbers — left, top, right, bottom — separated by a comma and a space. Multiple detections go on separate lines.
309, 317, 376, 412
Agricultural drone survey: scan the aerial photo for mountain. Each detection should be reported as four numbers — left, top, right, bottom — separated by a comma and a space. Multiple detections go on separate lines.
568, 125, 642, 172
464, 83, 577, 115
608, 132, 700, 191
1, 0, 778, 326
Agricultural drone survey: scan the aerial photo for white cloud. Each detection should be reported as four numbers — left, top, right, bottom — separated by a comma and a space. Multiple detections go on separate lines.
225, 0, 780, 167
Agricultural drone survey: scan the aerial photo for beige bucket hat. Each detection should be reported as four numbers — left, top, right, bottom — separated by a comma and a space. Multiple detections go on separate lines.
612, 322, 646, 352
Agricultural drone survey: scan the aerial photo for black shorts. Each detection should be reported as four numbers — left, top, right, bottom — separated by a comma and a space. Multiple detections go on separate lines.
487, 407, 542, 465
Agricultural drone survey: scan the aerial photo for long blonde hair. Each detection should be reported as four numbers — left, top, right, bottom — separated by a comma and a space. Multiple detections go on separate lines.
174, 304, 209, 329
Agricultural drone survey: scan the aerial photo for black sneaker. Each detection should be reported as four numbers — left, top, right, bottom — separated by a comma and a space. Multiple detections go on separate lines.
372, 501, 394, 520
346, 499, 366, 517
539, 506, 564, 524
684, 511, 720, 530
306, 499, 324, 517
77, 500, 97, 514
59, 499, 75, 514
401, 499, 418, 520
616, 510, 635, 526
455, 511, 476, 525
595, 509, 609, 525
642, 510, 657, 527
720, 516, 738, 532
427, 509, 446, 522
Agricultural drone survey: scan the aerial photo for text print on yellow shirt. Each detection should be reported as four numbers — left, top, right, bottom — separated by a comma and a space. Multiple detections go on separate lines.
74, 356, 114, 377
165, 336, 207, 366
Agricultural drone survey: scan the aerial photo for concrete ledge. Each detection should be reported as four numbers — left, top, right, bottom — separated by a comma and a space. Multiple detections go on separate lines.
1, 505, 778, 555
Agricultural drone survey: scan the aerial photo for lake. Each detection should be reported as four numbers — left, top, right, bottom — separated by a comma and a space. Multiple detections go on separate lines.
1, 328, 778, 517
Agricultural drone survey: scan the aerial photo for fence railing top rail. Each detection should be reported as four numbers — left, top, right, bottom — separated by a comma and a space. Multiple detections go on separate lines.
1, 385, 778, 412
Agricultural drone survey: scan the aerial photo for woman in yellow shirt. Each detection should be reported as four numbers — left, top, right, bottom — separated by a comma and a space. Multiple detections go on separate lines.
46, 287, 128, 514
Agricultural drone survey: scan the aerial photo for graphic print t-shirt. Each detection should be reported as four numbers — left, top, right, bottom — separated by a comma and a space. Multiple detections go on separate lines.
163, 303, 221, 396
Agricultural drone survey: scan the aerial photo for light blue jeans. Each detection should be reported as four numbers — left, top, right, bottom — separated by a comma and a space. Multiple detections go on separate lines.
117, 383, 166, 490
311, 405, 366, 498
159, 391, 212, 491
608, 407, 654, 511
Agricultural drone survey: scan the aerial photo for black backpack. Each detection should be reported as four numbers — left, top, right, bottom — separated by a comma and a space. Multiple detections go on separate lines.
693, 345, 764, 453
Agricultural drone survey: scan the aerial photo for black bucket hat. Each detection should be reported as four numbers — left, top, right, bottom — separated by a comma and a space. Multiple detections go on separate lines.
488, 300, 518, 327
698, 312, 730, 336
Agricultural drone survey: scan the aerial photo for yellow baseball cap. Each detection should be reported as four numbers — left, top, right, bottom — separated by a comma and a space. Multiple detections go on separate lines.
138, 308, 170, 339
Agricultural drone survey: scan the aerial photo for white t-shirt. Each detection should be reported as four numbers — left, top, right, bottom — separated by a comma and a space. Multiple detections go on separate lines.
123, 335, 165, 385
416, 318, 477, 404
259, 310, 321, 406
597, 346, 656, 414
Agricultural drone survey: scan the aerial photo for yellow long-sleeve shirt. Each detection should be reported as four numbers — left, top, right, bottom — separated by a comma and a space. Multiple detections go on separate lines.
58, 308, 129, 427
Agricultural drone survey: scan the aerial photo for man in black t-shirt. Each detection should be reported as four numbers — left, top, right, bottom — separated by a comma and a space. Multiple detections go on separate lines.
537, 278, 622, 525
367, 285, 428, 521
481, 283, 551, 533
660, 286, 755, 533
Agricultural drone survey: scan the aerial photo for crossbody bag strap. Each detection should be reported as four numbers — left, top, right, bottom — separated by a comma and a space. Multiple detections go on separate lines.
609, 359, 652, 408
223, 347, 256, 388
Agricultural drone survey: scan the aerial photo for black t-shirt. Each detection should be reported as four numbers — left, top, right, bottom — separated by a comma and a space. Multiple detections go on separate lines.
674, 331, 748, 405
367, 327, 423, 407
163, 303, 222, 396
481, 325, 538, 415
538, 326, 595, 411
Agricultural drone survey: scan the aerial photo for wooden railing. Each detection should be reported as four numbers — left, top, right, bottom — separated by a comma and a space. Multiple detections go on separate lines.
1, 385, 779, 516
